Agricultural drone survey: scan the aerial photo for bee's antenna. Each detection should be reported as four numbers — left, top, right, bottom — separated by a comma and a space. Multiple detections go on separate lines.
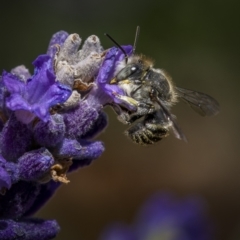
104, 33, 128, 64
133, 26, 140, 54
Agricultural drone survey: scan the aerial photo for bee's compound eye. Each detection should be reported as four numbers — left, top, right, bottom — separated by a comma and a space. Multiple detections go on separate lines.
131, 66, 138, 74
116, 64, 139, 81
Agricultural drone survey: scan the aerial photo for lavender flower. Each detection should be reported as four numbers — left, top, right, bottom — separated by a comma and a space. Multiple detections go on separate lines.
0, 31, 109, 240
0, 29, 215, 240
100, 194, 213, 240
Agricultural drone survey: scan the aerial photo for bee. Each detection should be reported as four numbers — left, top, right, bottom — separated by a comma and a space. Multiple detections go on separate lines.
104, 27, 220, 145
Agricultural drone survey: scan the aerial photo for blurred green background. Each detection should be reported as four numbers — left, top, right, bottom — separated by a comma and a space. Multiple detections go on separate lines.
1, 1, 240, 239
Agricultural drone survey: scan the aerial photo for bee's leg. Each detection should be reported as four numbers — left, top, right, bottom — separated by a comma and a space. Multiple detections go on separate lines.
112, 92, 139, 111
107, 97, 154, 125
111, 93, 155, 118
108, 98, 155, 125
127, 102, 155, 124
105, 103, 131, 124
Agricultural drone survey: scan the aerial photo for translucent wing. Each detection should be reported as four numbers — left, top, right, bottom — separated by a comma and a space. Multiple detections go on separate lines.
155, 97, 187, 142
175, 87, 220, 116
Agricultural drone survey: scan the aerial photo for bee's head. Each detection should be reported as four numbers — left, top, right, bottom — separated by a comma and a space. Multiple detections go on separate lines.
110, 55, 153, 85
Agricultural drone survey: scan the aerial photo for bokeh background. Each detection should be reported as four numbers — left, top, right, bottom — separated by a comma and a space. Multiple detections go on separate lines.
1, 1, 239, 239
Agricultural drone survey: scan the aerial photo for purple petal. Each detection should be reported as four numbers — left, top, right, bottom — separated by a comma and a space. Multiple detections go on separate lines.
96, 45, 135, 107
27, 55, 59, 103
3, 55, 71, 123
97, 46, 133, 85
0, 218, 60, 240
6, 94, 36, 124
97, 47, 118, 85
36, 81, 71, 106
14, 109, 36, 124
2, 70, 25, 94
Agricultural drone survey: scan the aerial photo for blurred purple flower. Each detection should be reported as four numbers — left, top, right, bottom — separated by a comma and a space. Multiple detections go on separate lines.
0, 30, 108, 240
100, 194, 213, 240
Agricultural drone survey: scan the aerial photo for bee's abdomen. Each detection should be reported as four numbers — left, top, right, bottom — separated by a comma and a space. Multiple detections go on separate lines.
125, 120, 169, 145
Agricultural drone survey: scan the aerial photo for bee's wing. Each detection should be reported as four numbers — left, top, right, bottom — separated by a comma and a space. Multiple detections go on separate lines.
175, 87, 220, 116
156, 97, 187, 142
